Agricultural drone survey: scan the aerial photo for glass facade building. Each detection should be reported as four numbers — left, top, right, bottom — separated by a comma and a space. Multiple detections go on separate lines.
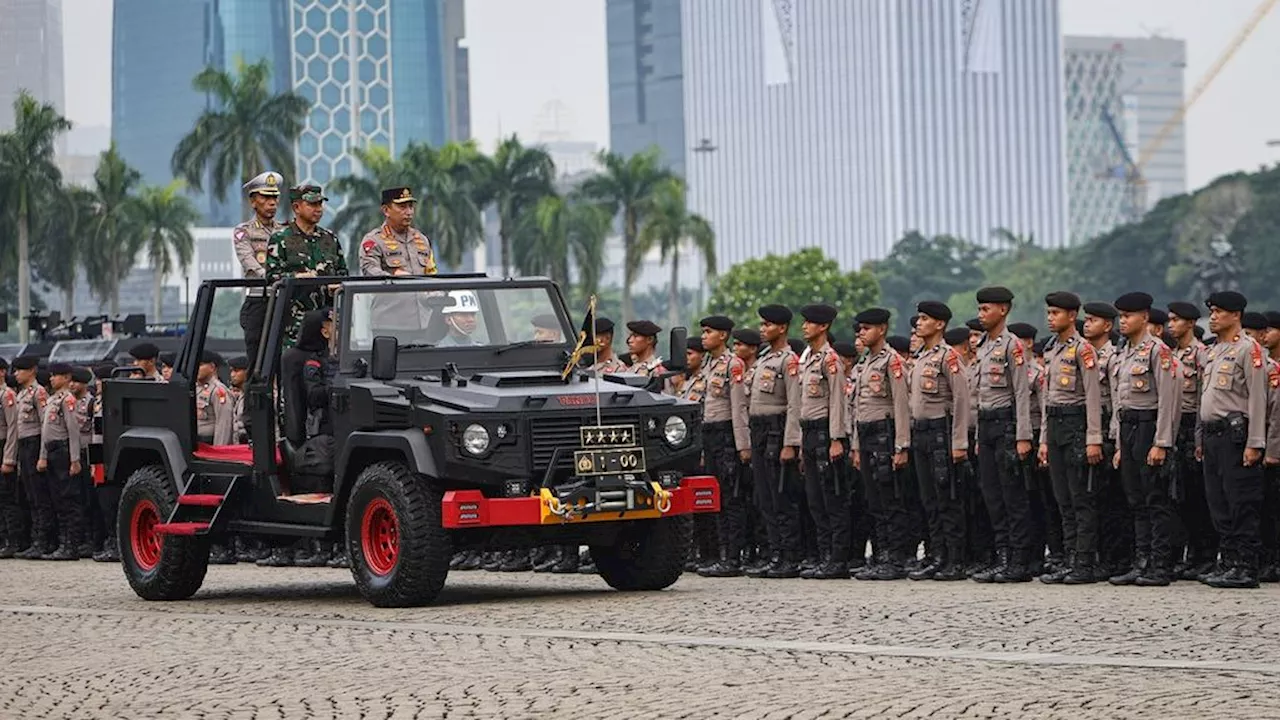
606, 0, 686, 175
0, 0, 64, 134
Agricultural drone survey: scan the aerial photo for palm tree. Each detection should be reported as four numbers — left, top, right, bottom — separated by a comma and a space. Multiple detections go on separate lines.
33, 186, 97, 316
0, 91, 72, 337
473, 135, 555, 276
131, 181, 199, 320
638, 178, 716, 330
515, 192, 610, 294
990, 227, 1038, 262
578, 148, 673, 323
84, 144, 143, 315
171, 59, 308, 218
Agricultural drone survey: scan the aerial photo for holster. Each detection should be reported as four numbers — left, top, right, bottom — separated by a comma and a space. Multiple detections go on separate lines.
1227, 412, 1248, 445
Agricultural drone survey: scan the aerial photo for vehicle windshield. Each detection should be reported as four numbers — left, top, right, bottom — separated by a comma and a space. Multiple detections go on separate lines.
346, 283, 573, 352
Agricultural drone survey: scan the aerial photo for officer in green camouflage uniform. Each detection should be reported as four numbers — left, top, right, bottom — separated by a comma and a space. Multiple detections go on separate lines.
264, 185, 348, 346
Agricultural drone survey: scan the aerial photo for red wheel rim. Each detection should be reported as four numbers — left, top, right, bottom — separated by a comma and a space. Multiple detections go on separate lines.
130, 499, 162, 571
361, 497, 399, 576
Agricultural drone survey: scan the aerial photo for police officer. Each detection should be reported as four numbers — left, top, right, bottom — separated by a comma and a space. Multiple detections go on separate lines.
906, 301, 971, 581
265, 184, 348, 347
850, 308, 911, 580
195, 352, 235, 447
1107, 292, 1180, 586
129, 343, 165, 382
69, 367, 97, 557
1258, 311, 1280, 582
1037, 292, 1105, 584
626, 321, 666, 376
590, 317, 628, 373
236, 171, 287, 369
696, 315, 750, 576
744, 305, 802, 578
227, 356, 250, 444
676, 337, 707, 402
786, 304, 849, 579
1166, 301, 1215, 579
1009, 322, 1058, 576
972, 286, 1035, 583
35, 363, 82, 560
1199, 291, 1267, 588
12, 357, 50, 559
0, 360, 20, 557
358, 186, 437, 340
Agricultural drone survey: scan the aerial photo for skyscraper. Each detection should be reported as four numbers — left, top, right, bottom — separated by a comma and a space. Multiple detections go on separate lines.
606, 0, 686, 174
1064, 36, 1186, 244
0, 0, 65, 132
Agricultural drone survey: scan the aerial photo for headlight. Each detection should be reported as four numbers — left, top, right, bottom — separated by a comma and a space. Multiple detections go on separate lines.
663, 416, 688, 446
462, 423, 491, 455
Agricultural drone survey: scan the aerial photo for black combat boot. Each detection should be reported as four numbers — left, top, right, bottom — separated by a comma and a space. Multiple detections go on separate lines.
550, 547, 581, 574
763, 554, 802, 579
993, 550, 1031, 583
43, 530, 80, 561
326, 545, 350, 568
1063, 552, 1101, 584
859, 557, 906, 580
449, 550, 470, 570
1040, 552, 1075, 584
577, 548, 598, 574
92, 536, 119, 562
1258, 551, 1279, 583
908, 555, 943, 581
1206, 563, 1260, 589
295, 539, 329, 567
971, 549, 1009, 583
1135, 557, 1172, 586
498, 549, 533, 572
531, 547, 558, 572
457, 550, 484, 571
1108, 553, 1147, 586
932, 561, 968, 581
698, 548, 744, 577
0, 543, 15, 559
813, 558, 850, 579
801, 550, 830, 579
480, 551, 504, 571
208, 542, 237, 565
746, 553, 780, 578
256, 544, 295, 567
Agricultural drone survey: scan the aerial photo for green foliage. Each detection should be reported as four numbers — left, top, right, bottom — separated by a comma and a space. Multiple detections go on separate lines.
207, 288, 243, 340
473, 135, 556, 276
865, 231, 987, 333
706, 248, 880, 331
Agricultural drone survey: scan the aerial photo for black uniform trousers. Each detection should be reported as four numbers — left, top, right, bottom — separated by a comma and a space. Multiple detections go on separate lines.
704, 422, 745, 562
1262, 465, 1280, 565
1026, 432, 1061, 564
0, 439, 26, 547
965, 427, 994, 563
1175, 414, 1216, 563
1202, 416, 1264, 569
911, 417, 965, 562
1045, 407, 1099, 555
847, 447, 872, 563
18, 436, 54, 548
858, 419, 911, 562
1117, 409, 1174, 566
801, 420, 850, 562
44, 440, 84, 546
976, 409, 1031, 561
240, 295, 268, 371
750, 414, 800, 559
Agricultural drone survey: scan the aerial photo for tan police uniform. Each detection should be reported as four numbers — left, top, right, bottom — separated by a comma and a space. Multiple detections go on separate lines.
358, 220, 437, 335
1039, 333, 1104, 560
974, 328, 1034, 561
788, 341, 850, 563
851, 344, 911, 562
908, 340, 971, 564
231, 386, 247, 444
196, 379, 235, 446
746, 343, 803, 559
593, 356, 629, 374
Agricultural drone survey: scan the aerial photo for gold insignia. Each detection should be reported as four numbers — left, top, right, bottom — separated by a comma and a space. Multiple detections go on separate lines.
1065, 347, 1076, 358
256, 251, 266, 264
400, 188, 412, 200
266, 174, 278, 186
1060, 376, 1070, 386
1217, 375, 1229, 388
577, 455, 593, 473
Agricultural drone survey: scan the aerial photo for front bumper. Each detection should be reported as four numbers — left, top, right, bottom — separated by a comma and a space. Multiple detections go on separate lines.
441, 476, 721, 529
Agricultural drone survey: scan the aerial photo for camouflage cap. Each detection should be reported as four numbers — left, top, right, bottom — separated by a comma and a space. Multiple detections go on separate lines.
243, 171, 283, 197
289, 184, 328, 204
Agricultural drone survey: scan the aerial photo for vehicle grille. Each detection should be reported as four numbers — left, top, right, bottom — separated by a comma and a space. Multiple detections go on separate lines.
530, 413, 643, 472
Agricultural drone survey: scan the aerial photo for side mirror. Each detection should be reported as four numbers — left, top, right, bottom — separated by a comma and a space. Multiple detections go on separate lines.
371, 336, 398, 381
665, 327, 688, 372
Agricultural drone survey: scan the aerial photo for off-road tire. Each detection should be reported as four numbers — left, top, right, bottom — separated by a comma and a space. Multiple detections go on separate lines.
346, 461, 450, 607
119, 464, 210, 601
591, 516, 689, 591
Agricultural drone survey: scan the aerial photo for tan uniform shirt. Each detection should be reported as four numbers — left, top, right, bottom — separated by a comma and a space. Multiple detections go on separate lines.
964, 360, 979, 433
231, 387, 247, 443
1266, 358, 1280, 460
39, 388, 82, 461
975, 329, 1034, 441
629, 355, 665, 377
746, 346, 801, 447
849, 346, 910, 452
593, 356, 629, 374
1173, 341, 1210, 416
16, 383, 46, 441
1109, 334, 1179, 448
1094, 341, 1116, 426
1029, 362, 1046, 433
676, 369, 707, 403
788, 341, 847, 441
1039, 333, 1104, 445
358, 224, 437, 330
700, 351, 750, 452
908, 342, 971, 451
196, 379, 235, 445
233, 216, 286, 282
1, 387, 17, 466
1200, 333, 1268, 450
74, 393, 92, 450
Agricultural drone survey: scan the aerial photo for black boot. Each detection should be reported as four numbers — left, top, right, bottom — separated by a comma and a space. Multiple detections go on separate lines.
550, 547, 581, 573
532, 547, 559, 572
1040, 552, 1075, 584
0, 543, 16, 559
43, 530, 80, 561
908, 556, 943, 581
1135, 557, 1172, 586
450, 550, 470, 570
256, 545, 295, 567
993, 550, 1031, 583
972, 549, 1009, 583
457, 550, 483, 571
481, 551, 504, 571
1206, 563, 1260, 589
295, 540, 329, 567
746, 553, 780, 578
801, 550, 830, 579
813, 558, 850, 579
209, 543, 237, 565
1063, 552, 1102, 584
92, 536, 119, 563
763, 554, 802, 579
859, 555, 907, 581
577, 548, 598, 574
498, 549, 533, 572
326, 545, 350, 568
1108, 553, 1147, 586
932, 561, 968, 581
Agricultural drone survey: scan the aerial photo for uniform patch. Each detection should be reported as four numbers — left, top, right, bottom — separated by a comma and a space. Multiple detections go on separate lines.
1217, 374, 1230, 388
1252, 342, 1264, 368
1080, 343, 1096, 369
1065, 346, 1076, 359
824, 350, 838, 376
64, 395, 75, 410
787, 355, 800, 377
1012, 342, 1025, 366
946, 349, 961, 375
730, 357, 744, 384
889, 353, 904, 379
216, 387, 227, 404
362, 239, 376, 253
1270, 366, 1280, 389
234, 228, 246, 241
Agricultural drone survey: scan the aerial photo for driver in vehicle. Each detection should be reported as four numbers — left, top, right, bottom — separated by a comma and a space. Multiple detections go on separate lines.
436, 290, 481, 347
532, 314, 562, 343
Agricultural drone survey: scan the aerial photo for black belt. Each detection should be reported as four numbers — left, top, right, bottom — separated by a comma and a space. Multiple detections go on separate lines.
1180, 412, 1198, 429
1119, 409, 1158, 423
43, 439, 68, 450
857, 418, 893, 434
911, 417, 949, 432
1202, 418, 1228, 435
978, 407, 1014, 421
748, 413, 785, 428
799, 419, 830, 431
1045, 405, 1084, 418
703, 421, 733, 432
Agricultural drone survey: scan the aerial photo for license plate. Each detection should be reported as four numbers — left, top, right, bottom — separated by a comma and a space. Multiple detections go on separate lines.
573, 448, 647, 476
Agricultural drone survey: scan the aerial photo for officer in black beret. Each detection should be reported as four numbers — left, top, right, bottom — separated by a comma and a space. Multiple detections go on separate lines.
588, 317, 628, 374
1008, 321, 1058, 574
11, 356, 49, 558
971, 286, 1036, 582
129, 343, 164, 382
1165, 301, 1215, 578
965, 318, 984, 355
1257, 311, 1280, 583
696, 315, 751, 576
886, 335, 911, 356
622, 320, 667, 385
1242, 311, 1268, 342
944, 326, 971, 350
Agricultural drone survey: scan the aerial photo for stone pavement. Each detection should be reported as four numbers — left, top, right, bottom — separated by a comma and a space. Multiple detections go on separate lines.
2, 562, 1279, 718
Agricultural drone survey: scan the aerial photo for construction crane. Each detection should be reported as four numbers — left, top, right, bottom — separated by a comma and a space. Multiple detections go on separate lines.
1104, 0, 1279, 222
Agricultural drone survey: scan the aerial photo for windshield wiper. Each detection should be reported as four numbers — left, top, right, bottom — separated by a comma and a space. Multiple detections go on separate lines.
492, 340, 541, 355
398, 342, 435, 350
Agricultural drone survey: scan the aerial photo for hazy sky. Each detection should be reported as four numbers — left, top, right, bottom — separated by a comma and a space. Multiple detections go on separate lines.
62, 0, 1280, 191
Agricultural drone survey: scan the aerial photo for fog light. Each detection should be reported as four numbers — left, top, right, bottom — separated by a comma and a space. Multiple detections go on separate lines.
658, 471, 681, 488
504, 480, 528, 497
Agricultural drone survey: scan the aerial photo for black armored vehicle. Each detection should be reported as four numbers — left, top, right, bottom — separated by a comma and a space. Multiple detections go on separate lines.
102, 275, 718, 607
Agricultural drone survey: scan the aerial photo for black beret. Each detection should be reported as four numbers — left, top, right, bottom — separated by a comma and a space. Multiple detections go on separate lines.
129, 342, 159, 360
1075, 318, 1085, 334
1206, 291, 1247, 313
11, 356, 38, 370
757, 304, 792, 325
593, 316, 615, 335
1265, 312, 1280, 330
1147, 307, 1168, 326
944, 327, 971, 346
886, 335, 910, 354
1044, 291, 1081, 311
200, 350, 223, 366
700, 315, 734, 332
228, 355, 250, 370
909, 315, 919, 328
48, 362, 73, 376
799, 304, 838, 325
976, 286, 1014, 304
36, 369, 49, 387
93, 362, 116, 378
855, 307, 891, 325
788, 338, 807, 355
1032, 338, 1049, 355
732, 328, 762, 346
626, 320, 661, 337
1193, 325, 1206, 340
304, 307, 333, 326
158, 351, 176, 367
1167, 301, 1200, 321
71, 367, 93, 384
1161, 331, 1177, 348
832, 341, 857, 358
685, 337, 705, 352
965, 318, 984, 332
529, 313, 559, 330
0, 358, 8, 371
916, 300, 952, 322
1113, 292, 1153, 313
1008, 323, 1038, 340
1083, 302, 1117, 320
1242, 311, 1268, 331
